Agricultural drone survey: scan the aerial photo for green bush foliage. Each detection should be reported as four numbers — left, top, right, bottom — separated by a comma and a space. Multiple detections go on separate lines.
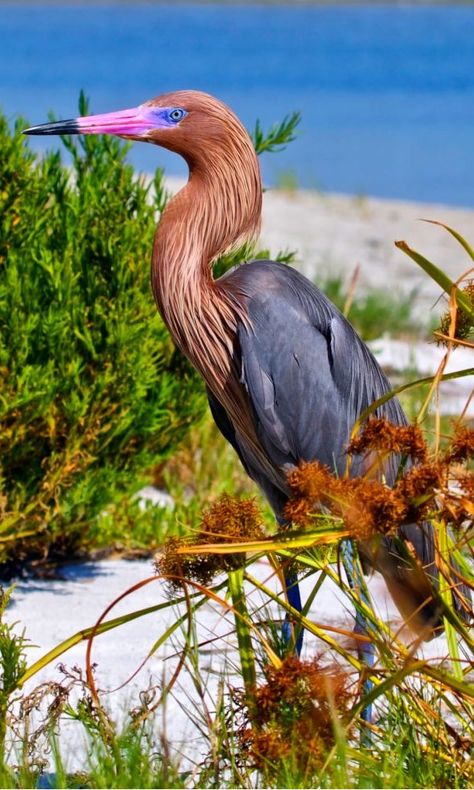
0, 97, 207, 565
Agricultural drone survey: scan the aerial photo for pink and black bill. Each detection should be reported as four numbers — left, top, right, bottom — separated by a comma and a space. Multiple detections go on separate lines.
23, 105, 188, 137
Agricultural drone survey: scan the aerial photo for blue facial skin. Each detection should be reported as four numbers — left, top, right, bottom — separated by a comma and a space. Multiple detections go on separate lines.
145, 107, 188, 127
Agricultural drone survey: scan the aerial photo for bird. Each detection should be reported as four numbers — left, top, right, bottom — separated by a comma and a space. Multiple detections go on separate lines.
24, 90, 469, 674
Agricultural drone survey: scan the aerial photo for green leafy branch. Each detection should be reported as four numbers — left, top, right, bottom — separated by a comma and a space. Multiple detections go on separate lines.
252, 111, 301, 155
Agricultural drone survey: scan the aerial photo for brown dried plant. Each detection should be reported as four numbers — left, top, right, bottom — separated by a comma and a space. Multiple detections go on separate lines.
285, 418, 473, 539
437, 280, 474, 344
347, 417, 428, 462
237, 656, 353, 778
285, 458, 410, 539
155, 494, 266, 589
444, 425, 474, 464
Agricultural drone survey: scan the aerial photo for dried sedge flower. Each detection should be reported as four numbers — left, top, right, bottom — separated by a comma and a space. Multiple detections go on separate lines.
333, 478, 409, 540
285, 461, 333, 527
155, 536, 216, 589
437, 280, 474, 344
439, 471, 474, 528
395, 463, 442, 521
396, 463, 442, 500
347, 418, 428, 463
445, 425, 474, 464
155, 495, 266, 590
286, 460, 334, 500
285, 422, 472, 539
199, 494, 265, 543
237, 656, 352, 776
285, 461, 408, 538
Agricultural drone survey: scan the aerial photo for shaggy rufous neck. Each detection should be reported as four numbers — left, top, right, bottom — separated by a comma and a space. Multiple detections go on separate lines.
151, 114, 262, 393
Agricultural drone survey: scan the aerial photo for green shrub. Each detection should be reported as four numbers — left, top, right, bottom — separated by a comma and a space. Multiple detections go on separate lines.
0, 99, 207, 565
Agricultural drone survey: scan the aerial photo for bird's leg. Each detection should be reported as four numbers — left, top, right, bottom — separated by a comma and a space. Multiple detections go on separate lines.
282, 566, 304, 656
341, 540, 375, 728
277, 515, 304, 656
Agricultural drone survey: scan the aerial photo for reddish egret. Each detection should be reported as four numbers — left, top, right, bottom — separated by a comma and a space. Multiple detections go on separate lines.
24, 91, 469, 683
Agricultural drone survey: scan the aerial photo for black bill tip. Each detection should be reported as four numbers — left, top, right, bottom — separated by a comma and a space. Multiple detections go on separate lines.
23, 119, 80, 136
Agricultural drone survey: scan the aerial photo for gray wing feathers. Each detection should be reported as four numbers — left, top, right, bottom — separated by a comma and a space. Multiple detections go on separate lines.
217, 261, 470, 634
237, 262, 403, 477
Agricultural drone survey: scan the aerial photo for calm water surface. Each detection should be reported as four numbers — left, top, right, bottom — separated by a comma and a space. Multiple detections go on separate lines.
1, 4, 474, 205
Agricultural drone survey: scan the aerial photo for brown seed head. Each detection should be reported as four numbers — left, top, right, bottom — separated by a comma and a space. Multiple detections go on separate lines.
333, 478, 409, 539
199, 493, 265, 542
395, 463, 442, 521
348, 418, 428, 463
437, 280, 474, 344
285, 460, 409, 538
238, 656, 352, 775
286, 460, 334, 500
445, 425, 474, 464
284, 461, 334, 526
155, 494, 266, 590
155, 536, 221, 590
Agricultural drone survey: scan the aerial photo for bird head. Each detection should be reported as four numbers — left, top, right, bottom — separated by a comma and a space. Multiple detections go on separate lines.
23, 90, 254, 172
24, 89, 262, 264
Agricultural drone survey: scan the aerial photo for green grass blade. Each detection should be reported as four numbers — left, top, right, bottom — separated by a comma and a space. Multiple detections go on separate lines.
353, 367, 474, 432
421, 663, 474, 699
421, 219, 474, 263
395, 240, 474, 319
437, 521, 464, 682
175, 523, 347, 557
228, 568, 257, 702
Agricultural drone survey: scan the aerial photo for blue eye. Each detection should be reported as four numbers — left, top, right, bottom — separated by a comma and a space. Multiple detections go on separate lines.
168, 108, 186, 123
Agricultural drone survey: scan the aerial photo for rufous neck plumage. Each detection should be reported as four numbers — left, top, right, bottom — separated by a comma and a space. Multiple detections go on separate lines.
151, 116, 262, 392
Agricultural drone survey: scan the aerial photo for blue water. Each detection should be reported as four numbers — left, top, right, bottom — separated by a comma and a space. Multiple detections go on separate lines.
1, 3, 474, 205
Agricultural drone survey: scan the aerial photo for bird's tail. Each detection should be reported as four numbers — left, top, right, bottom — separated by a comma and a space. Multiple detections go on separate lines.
361, 522, 472, 641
